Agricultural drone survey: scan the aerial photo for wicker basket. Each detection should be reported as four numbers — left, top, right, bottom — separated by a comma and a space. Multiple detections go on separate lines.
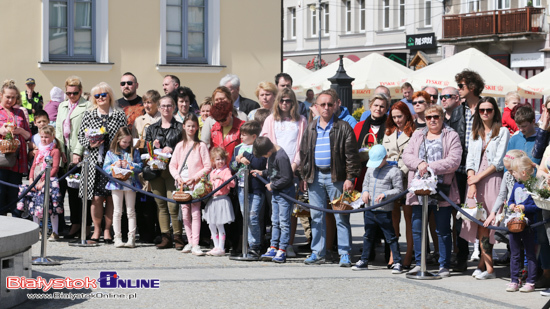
331, 194, 353, 211
0, 138, 20, 154
532, 195, 550, 210
507, 217, 526, 233
173, 187, 192, 202
135, 125, 150, 149
359, 133, 377, 162
112, 167, 132, 181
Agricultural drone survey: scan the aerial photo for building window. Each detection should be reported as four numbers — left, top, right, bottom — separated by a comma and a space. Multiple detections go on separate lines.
424, 0, 432, 27
399, 0, 405, 28
534, 0, 542, 7
383, 0, 390, 29
359, 0, 366, 31
48, 0, 94, 61
290, 7, 296, 38
323, 3, 330, 36
496, 0, 510, 9
166, 0, 207, 64
468, 0, 480, 12
311, 8, 317, 37
345, 0, 352, 33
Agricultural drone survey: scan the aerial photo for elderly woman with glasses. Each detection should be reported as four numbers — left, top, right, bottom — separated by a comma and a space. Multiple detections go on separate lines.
461, 97, 509, 280
77, 82, 127, 243
403, 105, 462, 278
145, 95, 183, 250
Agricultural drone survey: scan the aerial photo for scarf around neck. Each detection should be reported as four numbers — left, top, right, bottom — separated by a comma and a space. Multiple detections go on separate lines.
358, 114, 387, 148
35, 141, 55, 170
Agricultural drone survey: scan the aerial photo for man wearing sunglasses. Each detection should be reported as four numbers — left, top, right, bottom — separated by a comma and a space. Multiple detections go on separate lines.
448, 69, 485, 273
299, 90, 361, 267
440, 87, 459, 121
422, 86, 439, 106
117, 72, 143, 133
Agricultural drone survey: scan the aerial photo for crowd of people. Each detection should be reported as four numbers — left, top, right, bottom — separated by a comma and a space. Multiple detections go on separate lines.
0, 69, 549, 296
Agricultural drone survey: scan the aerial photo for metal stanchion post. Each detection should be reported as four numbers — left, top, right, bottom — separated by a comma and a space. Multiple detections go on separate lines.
230, 167, 258, 261
406, 195, 441, 280
33, 156, 61, 265
69, 151, 98, 247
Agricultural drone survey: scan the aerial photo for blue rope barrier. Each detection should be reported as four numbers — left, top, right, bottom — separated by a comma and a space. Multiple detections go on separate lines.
93, 165, 238, 204
437, 190, 550, 231
58, 164, 82, 181
254, 174, 408, 214
4, 170, 46, 210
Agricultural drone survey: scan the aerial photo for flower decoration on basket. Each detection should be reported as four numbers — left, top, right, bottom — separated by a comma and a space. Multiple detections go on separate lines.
191, 174, 213, 199
84, 126, 107, 144
505, 212, 528, 233
523, 175, 550, 211
456, 197, 486, 222
0, 122, 20, 154
409, 167, 437, 196
331, 190, 362, 211
66, 173, 81, 189
112, 164, 134, 181
141, 142, 171, 170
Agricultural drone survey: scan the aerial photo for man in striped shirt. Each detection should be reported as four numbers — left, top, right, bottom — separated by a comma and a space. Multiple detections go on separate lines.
299, 90, 361, 267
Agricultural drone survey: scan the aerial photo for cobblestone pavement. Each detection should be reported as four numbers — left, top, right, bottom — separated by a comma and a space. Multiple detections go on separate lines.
6, 184, 549, 309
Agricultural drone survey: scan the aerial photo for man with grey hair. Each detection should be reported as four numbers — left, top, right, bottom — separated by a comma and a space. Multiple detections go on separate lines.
220, 74, 259, 115
422, 86, 439, 105
359, 85, 391, 122
441, 87, 460, 121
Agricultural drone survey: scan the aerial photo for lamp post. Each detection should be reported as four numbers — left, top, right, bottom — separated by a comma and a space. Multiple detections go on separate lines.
310, 0, 323, 70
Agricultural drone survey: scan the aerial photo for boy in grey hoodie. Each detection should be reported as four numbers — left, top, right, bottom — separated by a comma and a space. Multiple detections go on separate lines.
352, 145, 403, 273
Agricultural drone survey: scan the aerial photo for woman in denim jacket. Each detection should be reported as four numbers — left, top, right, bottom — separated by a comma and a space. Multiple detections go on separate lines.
461, 97, 509, 280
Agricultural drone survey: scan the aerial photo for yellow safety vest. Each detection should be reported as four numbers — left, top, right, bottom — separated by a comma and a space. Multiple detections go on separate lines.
20, 91, 42, 123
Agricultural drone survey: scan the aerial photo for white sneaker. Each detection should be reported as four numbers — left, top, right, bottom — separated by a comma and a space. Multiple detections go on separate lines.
541, 288, 550, 296
182, 243, 192, 253
472, 268, 483, 277
475, 271, 496, 280
191, 245, 205, 256
114, 237, 124, 248
408, 265, 421, 274
470, 249, 480, 262
286, 245, 296, 258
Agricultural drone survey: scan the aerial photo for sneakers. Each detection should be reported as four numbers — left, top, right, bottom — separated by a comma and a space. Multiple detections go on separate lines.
182, 243, 192, 253
210, 248, 226, 257
272, 250, 287, 263
304, 253, 325, 265
506, 282, 520, 292
247, 248, 260, 259
351, 260, 368, 271
114, 237, 125, 248
475, 271, 496, 280
391, 263, 403, 274
472, 268, 483, 277
286, 245, 296, 258
470, 248, 480, 262
191, 245, 205, 256
519, 283, 535, 293
48, 233, 59, 242
408, 265, 421, 274
438, 268, 451, 278
339, 254, 351, 267
541, 288, 550, 296
261, 247, 277, 261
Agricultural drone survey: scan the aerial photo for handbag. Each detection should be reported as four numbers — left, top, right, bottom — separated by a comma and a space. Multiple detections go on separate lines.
0, 152, 16, 167
142, 165, 161, 181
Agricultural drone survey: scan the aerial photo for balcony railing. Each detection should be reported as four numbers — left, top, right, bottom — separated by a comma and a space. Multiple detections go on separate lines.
443, 7, 544, 39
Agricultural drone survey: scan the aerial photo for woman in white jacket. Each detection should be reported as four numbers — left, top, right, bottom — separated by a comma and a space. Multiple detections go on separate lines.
462, 97, 509, 280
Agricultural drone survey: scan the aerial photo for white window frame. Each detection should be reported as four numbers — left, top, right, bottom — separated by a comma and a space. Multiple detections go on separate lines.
323, 3, 330, 36
383, 0, 390, 29
496, 0, 510, 9
359, 0, 366, 32
311, 7, 317, 37
424, 0, 432, 27
40, 0, 110, 70
399, 0, 405, 28
290, 7, 297, 39
158, 0, 220, 70
468, 0, 480, 12
345, 0, 352, 33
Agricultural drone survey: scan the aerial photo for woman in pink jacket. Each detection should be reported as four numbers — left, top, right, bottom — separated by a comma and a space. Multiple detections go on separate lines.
402, 105, 462, 277
169, 113, 211, 256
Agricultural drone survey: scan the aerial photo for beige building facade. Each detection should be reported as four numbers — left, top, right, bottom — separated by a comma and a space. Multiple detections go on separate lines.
0, 0, 281, 103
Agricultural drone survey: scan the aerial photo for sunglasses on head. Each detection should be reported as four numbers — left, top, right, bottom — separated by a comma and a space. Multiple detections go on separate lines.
66, 91, 79, 96
120, 81, 134, 86
426, 115, 440, 121
413, 100, 426, 105
94, 92, 108, 99
479, 108, 494, 114
440, 94, 454, 100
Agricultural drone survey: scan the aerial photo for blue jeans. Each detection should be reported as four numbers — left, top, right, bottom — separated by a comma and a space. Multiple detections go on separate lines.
270, 185, 294, 251
308, 171, 351, 257
238, 187, 264, 250
360, 210, 401, 264
412, 205, 452, 269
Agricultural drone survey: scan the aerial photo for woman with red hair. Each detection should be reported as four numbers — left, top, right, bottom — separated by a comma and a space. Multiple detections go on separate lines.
412, 91, 432, 129
382, 101, 415, 269
210, 86, 244, 163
